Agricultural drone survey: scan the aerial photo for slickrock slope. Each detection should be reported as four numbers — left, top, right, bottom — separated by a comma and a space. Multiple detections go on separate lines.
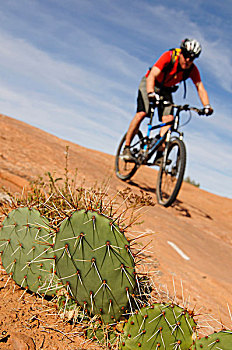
0, 113, 231, 349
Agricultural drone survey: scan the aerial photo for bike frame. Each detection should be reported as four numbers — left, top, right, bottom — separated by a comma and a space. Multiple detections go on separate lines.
137, 104, 183, 166
115, 102, 205, 206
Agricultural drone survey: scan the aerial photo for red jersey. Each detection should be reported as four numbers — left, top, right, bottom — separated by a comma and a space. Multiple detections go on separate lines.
146, 50, 201, 87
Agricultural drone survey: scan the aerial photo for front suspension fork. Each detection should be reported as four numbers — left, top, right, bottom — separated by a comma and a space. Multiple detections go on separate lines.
162, 130, 171, 169
162, 130, 184, 169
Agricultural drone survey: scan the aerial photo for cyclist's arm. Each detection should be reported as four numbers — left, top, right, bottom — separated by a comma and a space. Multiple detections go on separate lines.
146, 51, 172, 94
146, 66, 161, 94
195, 81, 211, 107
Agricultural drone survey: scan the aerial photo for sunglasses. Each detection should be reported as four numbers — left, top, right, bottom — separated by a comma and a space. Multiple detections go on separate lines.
182, 50, 195, 61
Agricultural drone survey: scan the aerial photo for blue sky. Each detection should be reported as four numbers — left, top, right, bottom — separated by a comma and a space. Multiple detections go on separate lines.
0, 0, 231, 198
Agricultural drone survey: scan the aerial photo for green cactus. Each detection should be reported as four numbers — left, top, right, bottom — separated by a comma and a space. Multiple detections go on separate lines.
57, 293, 78, 313
192, 330, 232, 349
54, 209, 136, 324
0, 207, 60, 296
56, 291, 87, 324
120, 303, 197, 349
85, 321, 121, 348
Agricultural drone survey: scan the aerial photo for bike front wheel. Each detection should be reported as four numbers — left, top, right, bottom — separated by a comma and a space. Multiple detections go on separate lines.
115, 130, 143, 181
156, 138, 186, 207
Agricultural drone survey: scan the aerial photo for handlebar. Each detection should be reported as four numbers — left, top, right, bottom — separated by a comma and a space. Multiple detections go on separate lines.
151, 99, 207, 116
165, 101, 205, 115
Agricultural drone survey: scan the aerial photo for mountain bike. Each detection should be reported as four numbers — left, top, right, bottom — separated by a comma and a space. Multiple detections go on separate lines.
115, 101, 206, 207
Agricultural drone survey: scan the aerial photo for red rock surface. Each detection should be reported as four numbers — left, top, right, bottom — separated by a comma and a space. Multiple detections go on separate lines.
0, 113, 231, 349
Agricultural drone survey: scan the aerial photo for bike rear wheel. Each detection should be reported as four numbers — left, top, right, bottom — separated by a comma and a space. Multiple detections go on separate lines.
156, 138, 186, 207
115, 130, 143, 181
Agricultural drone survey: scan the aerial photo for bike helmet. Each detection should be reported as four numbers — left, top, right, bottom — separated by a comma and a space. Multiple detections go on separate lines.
180, 38, 202, 59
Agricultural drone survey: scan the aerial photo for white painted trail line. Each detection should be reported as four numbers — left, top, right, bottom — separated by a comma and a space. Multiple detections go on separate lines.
167, 241, 190, 261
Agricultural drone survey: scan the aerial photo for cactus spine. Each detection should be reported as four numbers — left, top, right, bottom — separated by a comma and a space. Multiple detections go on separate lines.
54, 209, 136, 324
192, 330, 232, 349
0, 207, 59, 296
0, 196, 231, 350
120, 303, 197, 349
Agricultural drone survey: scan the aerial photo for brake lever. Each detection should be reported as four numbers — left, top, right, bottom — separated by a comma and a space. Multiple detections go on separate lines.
198, 109, 205, 116
183, 104, 189, 111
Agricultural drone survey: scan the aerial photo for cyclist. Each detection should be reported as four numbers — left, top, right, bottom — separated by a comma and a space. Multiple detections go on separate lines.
123, 38, 214, 164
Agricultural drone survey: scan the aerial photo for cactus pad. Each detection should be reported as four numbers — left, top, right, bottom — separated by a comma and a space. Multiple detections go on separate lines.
0, 207, 59, 296
193, 330, 232, 349
85, 322, 120, 348
121, 303, 197, 349
54, 210, 136, 324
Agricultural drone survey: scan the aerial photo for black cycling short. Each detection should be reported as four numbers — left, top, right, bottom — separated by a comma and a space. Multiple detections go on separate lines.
136, 76, 174, 121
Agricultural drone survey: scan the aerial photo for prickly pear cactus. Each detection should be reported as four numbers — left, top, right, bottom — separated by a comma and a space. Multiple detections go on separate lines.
57, 293, 78, 313
192, 330, 232, 349
85, 321, 120, 348
120, 303, 197, 349
54, 210, 136, 324
0, 207, 59, 296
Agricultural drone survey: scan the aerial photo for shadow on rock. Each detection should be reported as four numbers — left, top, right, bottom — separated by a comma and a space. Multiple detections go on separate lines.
128, 180, 213, 220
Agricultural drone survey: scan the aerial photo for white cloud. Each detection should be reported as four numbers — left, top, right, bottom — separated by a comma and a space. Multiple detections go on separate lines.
0, 0, 231, 197
0, 30, 136, 120
97, 2, 232, 94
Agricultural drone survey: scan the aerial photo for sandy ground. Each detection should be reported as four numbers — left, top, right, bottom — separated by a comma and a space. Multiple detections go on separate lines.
0, 113, 231, 349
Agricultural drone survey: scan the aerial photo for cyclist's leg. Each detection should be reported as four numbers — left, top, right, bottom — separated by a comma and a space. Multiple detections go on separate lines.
153, 91, 174, 165
125, 111, 146, 146
125, 77, 149, 146
158, 91, 174, 144
160, 115, 174, 138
